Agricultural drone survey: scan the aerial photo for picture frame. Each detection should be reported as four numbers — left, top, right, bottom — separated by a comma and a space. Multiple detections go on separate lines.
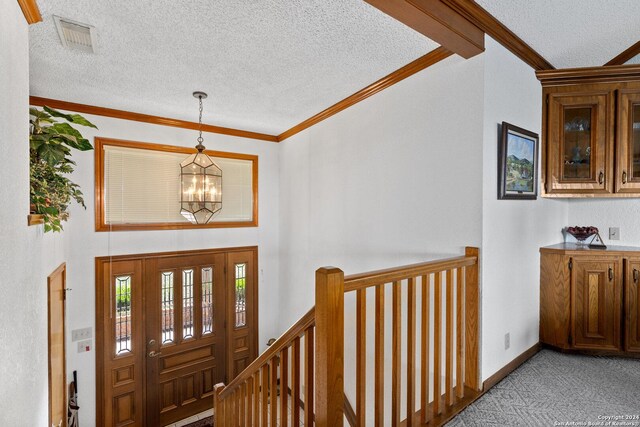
498, 121, 539, 200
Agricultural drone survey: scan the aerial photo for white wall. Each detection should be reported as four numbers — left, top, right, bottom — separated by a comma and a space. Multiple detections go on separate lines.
480, 38, 568, 380
0, 1, 68, 425
279, 54, 486, 330
568, 199, 640, 246
36, 114, 281, 425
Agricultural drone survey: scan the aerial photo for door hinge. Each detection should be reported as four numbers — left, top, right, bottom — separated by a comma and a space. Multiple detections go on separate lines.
568, 259, 573, 270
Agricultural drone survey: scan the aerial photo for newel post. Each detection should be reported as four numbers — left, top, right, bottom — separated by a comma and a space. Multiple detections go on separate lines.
315, 267, 345, 427
213, 383, 225, 426
464, 247, 481, 391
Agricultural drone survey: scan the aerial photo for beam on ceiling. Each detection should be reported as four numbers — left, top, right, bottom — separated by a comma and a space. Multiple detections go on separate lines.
278, 46, 453, 142
364, 0, 484, 59
29, 96, 279, 143
17, 0, 42, 24
442, 0, 554, 70
604, 40, 640, 66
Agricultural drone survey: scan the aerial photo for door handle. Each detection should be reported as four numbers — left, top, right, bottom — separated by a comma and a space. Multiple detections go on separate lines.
599, 171, 604, 185
148, 339, 156, 347
608, 267, 613, 281
634, 269, 639, 283
622, 171, 628, 184
148, 350, 162, 358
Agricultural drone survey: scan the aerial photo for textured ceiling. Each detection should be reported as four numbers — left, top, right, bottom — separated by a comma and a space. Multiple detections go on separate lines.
477, 0, 640, 69
29, 0, 438, 135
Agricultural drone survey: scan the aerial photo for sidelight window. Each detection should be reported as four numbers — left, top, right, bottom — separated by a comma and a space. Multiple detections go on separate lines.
161, 272, 174, 344
183, 269, 194, 340
235, 263, 247, 327
202, 267, 214, 335
115, 275, 132, 355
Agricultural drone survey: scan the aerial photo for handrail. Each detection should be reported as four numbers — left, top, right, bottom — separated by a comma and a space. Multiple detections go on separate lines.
218, 307, 315, 399
344, 254, 477, 292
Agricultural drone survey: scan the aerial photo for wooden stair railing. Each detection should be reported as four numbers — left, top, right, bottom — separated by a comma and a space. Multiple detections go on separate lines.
214, 247, 480, 427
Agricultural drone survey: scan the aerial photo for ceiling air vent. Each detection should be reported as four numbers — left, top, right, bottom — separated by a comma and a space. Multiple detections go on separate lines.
53, 15, 96, 53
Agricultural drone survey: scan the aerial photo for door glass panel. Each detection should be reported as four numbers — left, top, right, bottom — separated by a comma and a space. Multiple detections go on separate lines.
235, 263, 247, 328
562, 107, 592, 180
161, 272, 174, 345
202, 267, 214, 335
633, 104, 640, 179
115, 275, 132, 355
183, 269, 194, 340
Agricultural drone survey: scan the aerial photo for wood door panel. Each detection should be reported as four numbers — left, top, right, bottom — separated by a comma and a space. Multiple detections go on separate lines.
626, 259, 640, 352
48, 264, 67, 427
572, 257, 621, 350
616, 90, 640, 193
547, 91, 614, 195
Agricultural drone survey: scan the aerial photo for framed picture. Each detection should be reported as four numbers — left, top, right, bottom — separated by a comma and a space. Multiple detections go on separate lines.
498, 122, 539, 200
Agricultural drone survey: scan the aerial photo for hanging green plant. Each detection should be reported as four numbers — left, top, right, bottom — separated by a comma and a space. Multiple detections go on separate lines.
30, 106, 97, 232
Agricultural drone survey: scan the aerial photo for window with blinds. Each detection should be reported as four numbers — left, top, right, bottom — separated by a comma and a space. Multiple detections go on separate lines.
95, 138, 258, 231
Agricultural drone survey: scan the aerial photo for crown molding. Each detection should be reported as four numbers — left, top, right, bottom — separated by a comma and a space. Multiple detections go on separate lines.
17, 0, 42, 24
278, 47, 453, 142
605, 40, 640, 66
536, 64, 640, 87
29, 96, 279, 143
442, 0, 554, 70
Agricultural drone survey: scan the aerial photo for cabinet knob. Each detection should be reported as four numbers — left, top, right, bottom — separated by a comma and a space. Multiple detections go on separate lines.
634, 269, 639, 283
622, 171, 628, 184
608, 267, 613, 281
599, 171, 604, 185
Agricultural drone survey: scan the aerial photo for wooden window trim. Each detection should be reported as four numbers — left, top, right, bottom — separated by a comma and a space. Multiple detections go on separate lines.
95, 137, 259, 232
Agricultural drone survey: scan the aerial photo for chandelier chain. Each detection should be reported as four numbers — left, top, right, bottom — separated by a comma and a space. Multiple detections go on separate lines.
197, 95, 204, 144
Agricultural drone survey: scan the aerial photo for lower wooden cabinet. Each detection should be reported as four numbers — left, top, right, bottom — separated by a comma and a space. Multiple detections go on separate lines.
540, 244, 640, 354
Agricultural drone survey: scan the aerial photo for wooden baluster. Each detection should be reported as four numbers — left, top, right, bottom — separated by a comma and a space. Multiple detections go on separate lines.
392, 281, 401, 427
456, 267, 465, 399
420, 274, 430, 425
214, 384, 225, 427
261, 364, 269, 426
433, 271, 442, 416
465, 247, 480, 391
407, 277, 416, 427
271, 358, 278, 427
240, 383, 246, 427
292, 336, 301, 425
315, 267, 345, 427
254, 372, 260, 427
356, 288, 367, 427
230, 389, 236, 427
281, 347, 289, 427
375, 284, 385, 427
304, 327, 315, 427
446, 269, 454, 406
247, 377, 253, 427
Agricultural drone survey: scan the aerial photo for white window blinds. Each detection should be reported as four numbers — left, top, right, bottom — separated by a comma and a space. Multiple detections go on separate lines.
104, 145, 254, 225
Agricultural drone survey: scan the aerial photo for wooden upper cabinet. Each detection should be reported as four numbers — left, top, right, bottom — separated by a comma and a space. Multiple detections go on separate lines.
538, 64, 640, 197
626, 258, 640, 352
546, 91, 614, 195
616, 90, 640, 193
571, 257, 621, 350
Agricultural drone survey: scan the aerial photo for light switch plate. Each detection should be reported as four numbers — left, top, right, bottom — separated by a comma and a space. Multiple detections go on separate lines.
609, 227, 620, 241
71, 327, 92, 342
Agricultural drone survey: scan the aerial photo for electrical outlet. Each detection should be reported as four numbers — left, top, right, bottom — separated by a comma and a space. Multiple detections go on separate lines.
609, 227, 620, 241
504, 332, 510, 350
77, 339, 92, 353
71, 327, 92, 342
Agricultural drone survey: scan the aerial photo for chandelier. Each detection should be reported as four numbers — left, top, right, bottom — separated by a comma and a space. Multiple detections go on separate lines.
180, 91, 222, 224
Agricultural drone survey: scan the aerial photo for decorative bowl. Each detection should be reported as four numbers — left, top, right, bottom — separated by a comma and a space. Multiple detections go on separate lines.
566, 226, 599, 242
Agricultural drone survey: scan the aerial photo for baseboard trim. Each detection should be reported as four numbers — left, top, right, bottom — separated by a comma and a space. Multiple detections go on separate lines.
482, 342, 541, 391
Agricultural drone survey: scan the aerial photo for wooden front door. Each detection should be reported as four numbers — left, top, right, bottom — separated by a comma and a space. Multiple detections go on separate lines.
48, 263, 67, 427
571, 257, 621, 350
144, 253, 227, 426
96, 247, 258, 427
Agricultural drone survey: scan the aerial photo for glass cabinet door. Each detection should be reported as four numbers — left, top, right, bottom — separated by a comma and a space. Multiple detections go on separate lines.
617, 90, 640, 193
547, 91, 614, 195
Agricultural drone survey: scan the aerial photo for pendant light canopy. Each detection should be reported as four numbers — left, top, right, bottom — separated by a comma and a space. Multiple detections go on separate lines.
180, 91, 222, 224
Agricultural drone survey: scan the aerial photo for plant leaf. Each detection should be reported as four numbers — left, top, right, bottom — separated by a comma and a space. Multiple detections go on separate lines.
37, 144, 66, 165
43, 106, 75, 122
50, 123, 94, 151
30, 108, 51, 120
68, 114, 98, 129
